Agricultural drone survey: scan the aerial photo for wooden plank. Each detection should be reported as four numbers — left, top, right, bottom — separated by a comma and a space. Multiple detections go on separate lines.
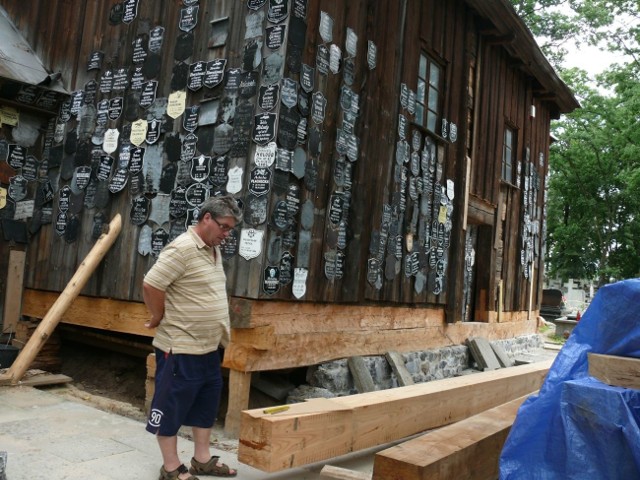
22, 289, 152, 337
490, 342, 514, 367
385, 351, 414, 386
224, 369, 252, 439
320, 465, 372, 480
6, 370, 73, 387
238, 360, 552, 472
372, 394, 530, 480
348, 357, 376, 393
3, 249, 26, 334
588, 353, 640, 390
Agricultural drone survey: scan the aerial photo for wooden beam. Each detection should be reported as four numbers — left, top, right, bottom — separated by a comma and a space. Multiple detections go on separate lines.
22, 289, 151, 337
238, 360, 552, 472
372, 394, 530, 480
348, 356, 376, 393
588, 353, 640, 390
224, 369, 252, 438
0, 214, 122, 385
321, 465, 372, 480
386, 351, 414, 386
3, 249, 26, 334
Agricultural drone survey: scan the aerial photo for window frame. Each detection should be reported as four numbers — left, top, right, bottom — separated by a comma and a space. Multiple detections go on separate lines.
416, 52, 444, 136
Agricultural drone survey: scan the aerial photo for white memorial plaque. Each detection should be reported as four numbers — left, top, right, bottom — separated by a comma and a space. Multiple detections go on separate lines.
103, 128, 120, 154
227, 166, 243, 194
292, 267, 308, 299
239, 227, 264, 260
254, 142, 277, 167
167, 90, 187, 119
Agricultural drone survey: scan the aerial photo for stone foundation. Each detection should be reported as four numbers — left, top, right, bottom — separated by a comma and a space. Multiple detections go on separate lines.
287, 334, 544, 401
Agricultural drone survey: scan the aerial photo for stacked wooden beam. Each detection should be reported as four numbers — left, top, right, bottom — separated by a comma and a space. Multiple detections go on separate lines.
13, 319, 61, 373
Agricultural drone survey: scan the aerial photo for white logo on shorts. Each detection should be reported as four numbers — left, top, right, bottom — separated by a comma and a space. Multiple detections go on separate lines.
148, 408, 164, 428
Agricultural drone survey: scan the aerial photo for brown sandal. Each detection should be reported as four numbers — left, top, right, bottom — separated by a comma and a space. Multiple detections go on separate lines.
189, 456, 237, 477
159, 464, 199, 480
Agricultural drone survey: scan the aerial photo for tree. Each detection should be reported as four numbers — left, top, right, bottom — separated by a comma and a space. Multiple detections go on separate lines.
509, 1, 640, 286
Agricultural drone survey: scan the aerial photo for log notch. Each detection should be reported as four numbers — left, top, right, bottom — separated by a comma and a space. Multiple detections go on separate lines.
588, 353, 640, 390
238, 360, 552, 472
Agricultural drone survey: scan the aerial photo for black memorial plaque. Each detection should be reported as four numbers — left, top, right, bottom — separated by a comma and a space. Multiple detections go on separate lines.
109, 168, 128, 193
37, 180, 55, 207
58, 185, 72, 212
271, 199, 290, 230
279, 251, 294, 285
169, 186, 188, 218
129, 147, 145, 173
308, 125, 321, 157
242, 40, 262, 72
59, 99, 72, 123
220, 228, 239, 259
190, 155, 211, 183
139, 80, 158, 109
300, 64, 314, 93
204, 59, 226, 89
287, 43, 302, 73
196, 125, 215, 154
146, 119, 161, 145
245, 195, 268, 226
209, 156, 228, 187
164, 133, 182, 163
259, 84, 280, 112
131, 195, 150, 225
83, 179, 97, 209
297, 90, 309, 118
311, 91, 327, 124
71, 166, 92, 193
225, 68, 242, 92
328, 193, 344, 225
266, 24, 286, 50
316, 45, 331, 75
188, 61, 206, 91
278, 106, 299, 150
87, 50, 104, 71
108, 97, 123, 121
97, 155, 114, 181
263, 266, 280, 295
275, 148, 292, 172
297, 117, 307, 144
249, 167, 272, 197
281, 78, 297, 108
239, 71, 259, 99
185, 182, 209, 206
293, 0, 307, 18
100, 70, 114, 94
247, 0, 267, 9
132, 35, 148, 64
231, 102, 254, 157
181, 133, 197, 161
149, 26, 165, 53
286, 182, 301, 219
69, 91, 84, 117
174, 32, 195, 62
268, 0, 288, 23
64, 213, 81, 242
97, 100, 109, 126
83, 80, 98, 105
91, 212, 105, 239
213, 123, 233, 155
8, 145, 26, 169
123, 0, 139, 24
253, 113, 277, 145
8, 176, 27, 202
151, 228, 170, 257
171, 62, 189, 91
112, 67, 129, 91
262, 52, 284, 86
54, 211, 67, 236
179, 5, 199, 32
182, 105, 200, 132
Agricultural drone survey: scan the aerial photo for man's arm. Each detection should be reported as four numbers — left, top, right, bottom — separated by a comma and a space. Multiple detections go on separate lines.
143, 282, 165, 329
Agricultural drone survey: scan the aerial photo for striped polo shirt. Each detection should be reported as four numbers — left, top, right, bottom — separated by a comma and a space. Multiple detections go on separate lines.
143, 227, 230, 354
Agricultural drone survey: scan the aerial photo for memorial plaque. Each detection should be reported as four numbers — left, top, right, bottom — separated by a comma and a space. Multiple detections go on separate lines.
449, 122, 458, 143
182, 105, 200, 132
8, 176, 27, 202
367, 40, 377, 70
144, 119, 160, 145
185, 182, 209, 206
254, 142, 277, 168
169, 186, 188, 218
309, 92, 328, 126
266, 24, 286, 50
179, 133, 196, 162
308, 125, 322, 157
263, 266, 280, 295
203, 59, 226, 89
83, 80, 98, 106
95, 155, 113, 182
137, 224, 152, 256
70, 166, 91, 194
8, 145, 26, 169
151, 228, 170, 257
149, 26, 165, 53
249, 167, 272, 197
127, 146, 144, 174
245, 196, 268, 226
207, 155, 228, 187
397, 114, 408, 140
175, 32, 195, 62
278, 106, 299, 150
262, 52, 284, 85
316, 44, 330, 75
83, 178, 97, 209
345, 27, 358, 58
96, 100, 109, 127
21, 155, 38, 182
139, 80, 158, 109
93, 180, 110, 209
36, 180, 55, 206
231, 102, 254, 156
196, 125, 215, 154
304, 157, 317, 191
190, 155, 211, 183
130, 195, 150, 225
55, 211, 67, 236
259, 84, 280, 112
328, 193, 344, 225
132, 35, 148, 65
296, 65, 315, 97
275, 148, 292, 172
150, 193, 171, 226
225, 68, 242, 94
123, 0, 139, 23
238, 227, 264, 260
226, 165, 243, 194
158, 163, 177, 194
319, 11, 333, 43
268, 0, 288, 23
297, 117, 308, 144
100, 70, 114, 94
279, 78, 297, 109
58, 185, 72, 213
210, 123, 231, 155
293, 0, 307, 18
179, 5, 199, 32
112, 67, 129, 91
188, 61, 206, 91
70, 90, 84, 116
341, 58, 355, 87
142, 53, 161, 82
245, 11, 264, 39
291, 147, 306, 179
108, 97, 123, 121
242, 39, 262, 72
291, 267, 307, 298
287, 43, 302, 73
59, 99, 72, 123
271, 199, 290, 230
220, 228, 239, 259
329, 44, 342, 74
253, 113, 277, 145
247, 0, 266, 9
239, 71, 259, 99
87, 50, 104, 71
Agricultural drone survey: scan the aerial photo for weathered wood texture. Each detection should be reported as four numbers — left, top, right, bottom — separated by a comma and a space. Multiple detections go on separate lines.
2, 249, 26, 333
372, 394, 529, 480
588, 353, 640, 390
238, 359, 552, 472
0, 0, 575, 322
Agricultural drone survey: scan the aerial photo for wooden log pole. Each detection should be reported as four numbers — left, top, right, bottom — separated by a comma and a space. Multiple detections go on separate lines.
0, 214, 122, 386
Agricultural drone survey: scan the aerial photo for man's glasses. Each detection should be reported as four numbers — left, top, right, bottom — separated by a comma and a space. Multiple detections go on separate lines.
212, 217, 234, 232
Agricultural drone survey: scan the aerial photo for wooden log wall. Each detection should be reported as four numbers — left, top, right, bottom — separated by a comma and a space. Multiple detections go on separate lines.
0, 0, 569, 323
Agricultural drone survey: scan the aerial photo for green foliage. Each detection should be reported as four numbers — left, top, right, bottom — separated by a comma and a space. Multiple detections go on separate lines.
509, 1, 640, 286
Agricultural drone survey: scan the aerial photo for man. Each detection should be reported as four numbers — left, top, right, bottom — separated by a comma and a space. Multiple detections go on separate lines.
143, 195, 242, 480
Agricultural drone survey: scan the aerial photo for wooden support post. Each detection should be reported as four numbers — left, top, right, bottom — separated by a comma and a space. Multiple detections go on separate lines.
3, 249, 26, 334
0, 214, 122, 386
224, 368, 252, 438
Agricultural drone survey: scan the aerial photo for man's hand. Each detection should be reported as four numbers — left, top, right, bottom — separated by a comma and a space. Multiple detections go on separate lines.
143, 282, 166, 329
145, 317, 162, 329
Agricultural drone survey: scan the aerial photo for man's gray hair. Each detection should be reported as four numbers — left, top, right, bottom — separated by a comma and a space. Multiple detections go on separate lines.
198, 195, 243, 223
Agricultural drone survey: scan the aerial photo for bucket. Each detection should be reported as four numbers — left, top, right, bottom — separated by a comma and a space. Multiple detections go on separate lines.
0, 344, 19, 369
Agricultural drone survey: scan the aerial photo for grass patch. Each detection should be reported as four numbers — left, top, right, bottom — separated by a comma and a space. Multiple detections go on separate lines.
548, 334, 567, 345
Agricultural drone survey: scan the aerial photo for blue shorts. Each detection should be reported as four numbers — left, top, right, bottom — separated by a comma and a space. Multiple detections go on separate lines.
146, 348, 223, 436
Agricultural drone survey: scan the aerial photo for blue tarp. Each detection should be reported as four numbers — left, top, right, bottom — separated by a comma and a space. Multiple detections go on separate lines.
499, 278, 640, 479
